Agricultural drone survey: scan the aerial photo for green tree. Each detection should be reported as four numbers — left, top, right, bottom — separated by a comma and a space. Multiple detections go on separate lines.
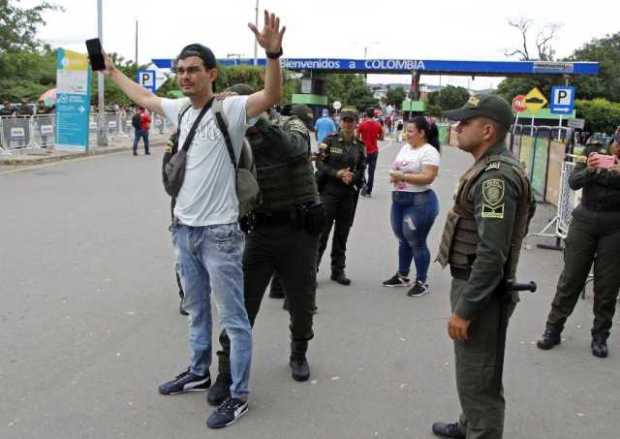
0, 46, 56, 101
385, 86, 406, 108
569, 32, 620, 102
325, 74, 377, 111
429, 85, 470, 112
0, 0, 61, 53
90, 53, 142, 107
575, 98, 620, 134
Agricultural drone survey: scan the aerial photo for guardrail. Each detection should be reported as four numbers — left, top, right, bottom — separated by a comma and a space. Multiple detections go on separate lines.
0, 112, 173, 154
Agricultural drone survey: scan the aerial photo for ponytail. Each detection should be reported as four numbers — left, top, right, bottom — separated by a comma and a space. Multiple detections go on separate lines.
411, 116, 441, 153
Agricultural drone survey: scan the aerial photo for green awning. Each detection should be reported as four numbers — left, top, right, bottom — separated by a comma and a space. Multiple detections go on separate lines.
291, 94, 328, 105
515, 108, 576, 120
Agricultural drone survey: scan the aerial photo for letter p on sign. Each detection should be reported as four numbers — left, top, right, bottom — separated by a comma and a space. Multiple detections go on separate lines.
549, 86, 576, 114
137, 70, 156, 92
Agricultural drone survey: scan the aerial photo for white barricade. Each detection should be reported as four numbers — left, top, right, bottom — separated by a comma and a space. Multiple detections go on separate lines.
2, 111, 172, 152
1, 116, 32, 149
536, 160, 577, 240
32, 114, 56, 148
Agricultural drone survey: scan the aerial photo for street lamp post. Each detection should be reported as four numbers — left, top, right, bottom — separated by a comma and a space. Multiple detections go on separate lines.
96, 0, 108, 147
253, 0, 259, 65
362, 42, 379, 83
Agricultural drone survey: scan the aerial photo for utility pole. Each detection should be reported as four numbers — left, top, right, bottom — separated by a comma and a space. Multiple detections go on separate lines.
253, 0, 259, 65
134, 20, 139, 65
96, 0, 108, 146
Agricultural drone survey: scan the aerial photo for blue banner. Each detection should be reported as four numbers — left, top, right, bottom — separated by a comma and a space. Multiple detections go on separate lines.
55, 49, 92, 151
152, 58, 599, 76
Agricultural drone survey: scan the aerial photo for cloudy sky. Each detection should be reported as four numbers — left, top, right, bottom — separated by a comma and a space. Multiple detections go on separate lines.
25, 0, 618, 89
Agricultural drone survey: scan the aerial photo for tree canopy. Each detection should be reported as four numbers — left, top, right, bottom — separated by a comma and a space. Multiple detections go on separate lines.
325, 74, 377, 112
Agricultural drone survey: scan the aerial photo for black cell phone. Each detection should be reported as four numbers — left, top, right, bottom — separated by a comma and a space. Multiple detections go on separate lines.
85, 38, 106, 71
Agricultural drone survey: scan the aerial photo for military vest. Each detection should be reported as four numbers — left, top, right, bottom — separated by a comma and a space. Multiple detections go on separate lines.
249, 118, 318, 212
437, 153, 534, 280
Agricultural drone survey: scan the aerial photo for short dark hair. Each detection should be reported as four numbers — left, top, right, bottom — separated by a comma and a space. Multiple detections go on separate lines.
481, 117, 508, 143
366, 108, 375, 118
175, 43, 216, 69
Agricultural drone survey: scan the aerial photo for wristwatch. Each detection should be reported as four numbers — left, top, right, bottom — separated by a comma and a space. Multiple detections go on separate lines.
266, 47, 283, 59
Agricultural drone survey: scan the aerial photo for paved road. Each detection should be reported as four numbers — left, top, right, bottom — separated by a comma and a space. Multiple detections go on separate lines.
1, 141, 618, 439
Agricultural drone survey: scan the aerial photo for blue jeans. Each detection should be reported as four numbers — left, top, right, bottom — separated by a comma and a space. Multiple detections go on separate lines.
133, 129, 149, 154
365, 151, 378, 194
171, 222, 252, 399
390, 190, 439, 283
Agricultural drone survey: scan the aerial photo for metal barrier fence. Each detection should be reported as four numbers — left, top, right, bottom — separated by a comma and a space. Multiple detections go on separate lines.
1, 112, 173, 153
536, 160, 578, 240
509, 125, 574, 203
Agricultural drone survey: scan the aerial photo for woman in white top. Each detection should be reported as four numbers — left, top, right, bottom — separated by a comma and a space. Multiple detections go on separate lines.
383, 116, 441, 297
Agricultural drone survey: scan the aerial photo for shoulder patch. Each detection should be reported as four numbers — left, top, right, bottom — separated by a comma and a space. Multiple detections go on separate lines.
481, 178, 505, 219
485, 161, 501, 171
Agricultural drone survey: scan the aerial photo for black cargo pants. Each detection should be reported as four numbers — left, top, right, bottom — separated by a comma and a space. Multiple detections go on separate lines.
546, 217, 620, 339
317, 187, 359, 274
217, 223, 318, 373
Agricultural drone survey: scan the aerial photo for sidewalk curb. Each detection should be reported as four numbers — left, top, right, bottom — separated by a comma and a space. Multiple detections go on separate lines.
0, 140, 166, 166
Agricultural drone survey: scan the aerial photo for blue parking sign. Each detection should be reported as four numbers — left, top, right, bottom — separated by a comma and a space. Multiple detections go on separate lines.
549, 86, 575, 114
137, 70, 156, 92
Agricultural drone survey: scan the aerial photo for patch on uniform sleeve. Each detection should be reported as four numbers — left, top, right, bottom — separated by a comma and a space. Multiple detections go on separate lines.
285, 118, 308, 135
485, 161, 501, 171
481, 178, 505, 219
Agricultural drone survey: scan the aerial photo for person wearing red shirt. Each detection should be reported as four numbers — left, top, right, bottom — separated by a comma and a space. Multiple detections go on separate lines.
357, 108, 384, 197
132, 106, 151, 155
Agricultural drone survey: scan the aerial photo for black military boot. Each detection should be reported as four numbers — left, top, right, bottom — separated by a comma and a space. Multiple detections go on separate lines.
206, 372, 231, 406
207, 352, 232, 406
289, 340, 310, 382
432, 421, 466, 438
331, 271, 351, 286
536, 326, 562, 350
591, 335, 608, 358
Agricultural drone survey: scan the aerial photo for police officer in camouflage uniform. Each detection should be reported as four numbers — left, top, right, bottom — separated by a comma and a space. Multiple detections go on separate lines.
208, 85, 324, 406
537, 137, 620, 358
315, 108, 367, 285
433, 95, 535, 439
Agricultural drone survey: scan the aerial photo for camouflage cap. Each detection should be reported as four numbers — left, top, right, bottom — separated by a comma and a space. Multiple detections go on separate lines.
290, 104, 314, 130
444, 95, 514, 129
225, 83, 255, 96
340, 107, 358, 121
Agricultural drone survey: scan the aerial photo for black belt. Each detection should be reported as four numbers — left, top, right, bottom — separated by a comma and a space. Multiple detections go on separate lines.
450, 266, 471, 281
254, 210, 296, 227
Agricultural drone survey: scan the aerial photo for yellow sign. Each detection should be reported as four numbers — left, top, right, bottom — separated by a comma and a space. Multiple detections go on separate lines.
524, 87, 548, 112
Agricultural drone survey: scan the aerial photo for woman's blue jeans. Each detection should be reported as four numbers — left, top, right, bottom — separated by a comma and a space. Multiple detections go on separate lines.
390, 190, 439, 283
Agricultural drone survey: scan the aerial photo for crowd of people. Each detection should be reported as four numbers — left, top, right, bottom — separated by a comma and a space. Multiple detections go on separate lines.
97, 9, 620, 438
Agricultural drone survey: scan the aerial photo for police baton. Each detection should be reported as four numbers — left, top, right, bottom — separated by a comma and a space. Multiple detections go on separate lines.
505, 280, 537, 293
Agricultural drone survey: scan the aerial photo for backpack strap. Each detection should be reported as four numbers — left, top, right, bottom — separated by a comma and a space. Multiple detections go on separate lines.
212, 99, 238, 168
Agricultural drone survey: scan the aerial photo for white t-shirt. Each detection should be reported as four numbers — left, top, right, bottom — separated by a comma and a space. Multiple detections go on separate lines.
391, 143, 440, 192
161, 96, 254, 226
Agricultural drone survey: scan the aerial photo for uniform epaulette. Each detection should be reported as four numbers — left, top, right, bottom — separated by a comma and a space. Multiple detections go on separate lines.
485, 161, 501, 172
